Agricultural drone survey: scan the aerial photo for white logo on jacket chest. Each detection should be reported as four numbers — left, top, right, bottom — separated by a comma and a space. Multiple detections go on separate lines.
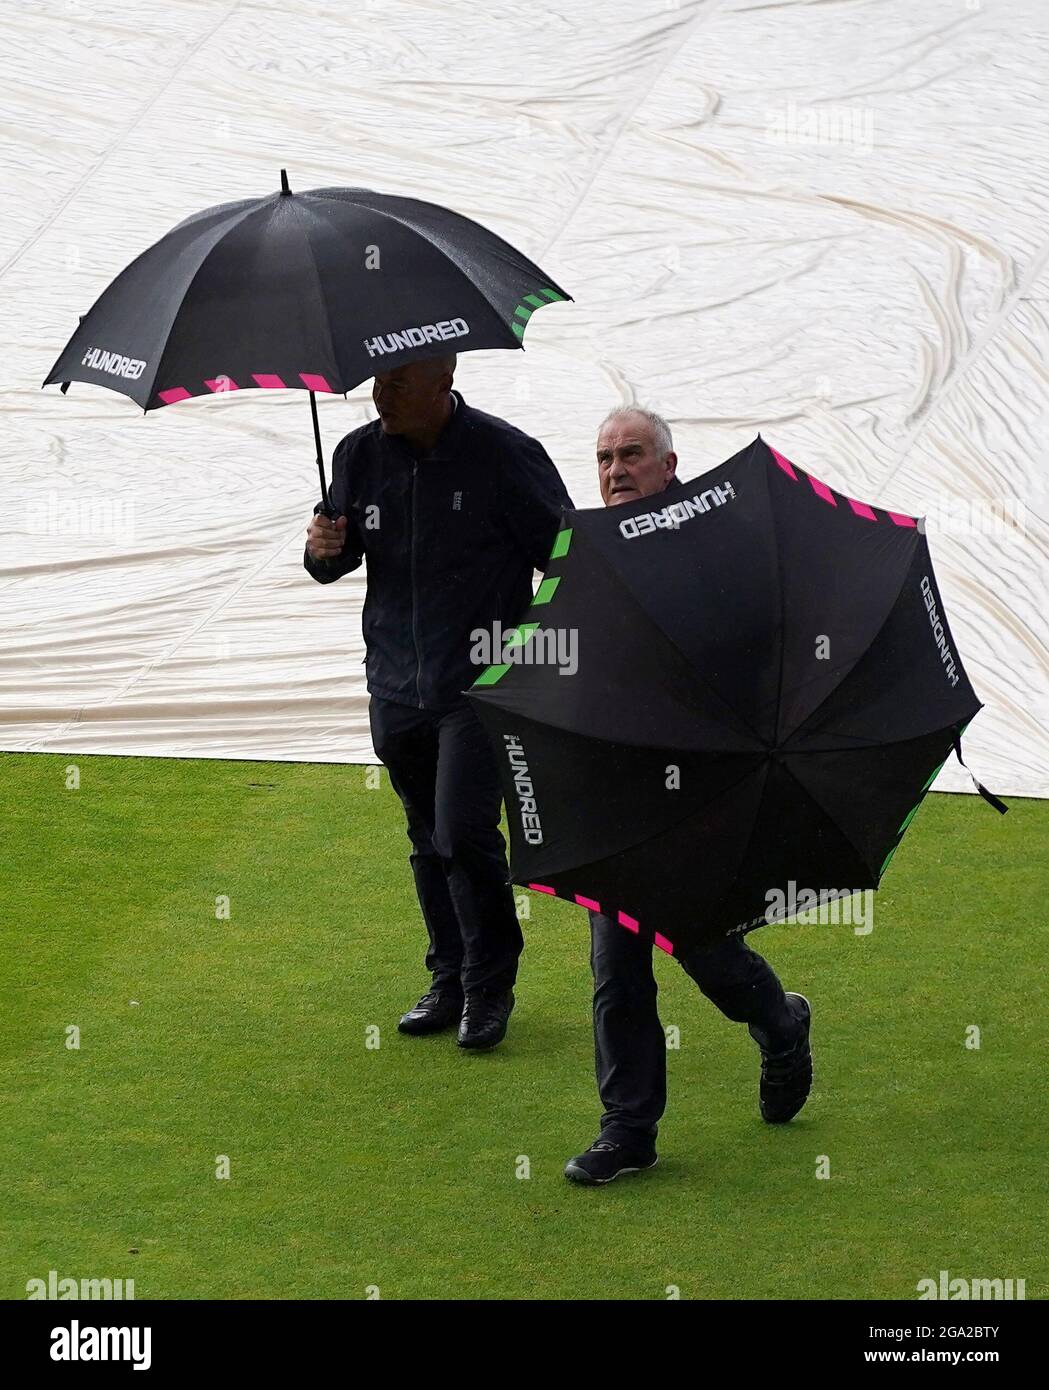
452, 490, 463, 511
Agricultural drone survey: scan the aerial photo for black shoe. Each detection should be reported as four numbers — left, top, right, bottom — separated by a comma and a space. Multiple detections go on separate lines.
564, 1139, 658, 1186
397, 989, 463, 1036
756, 992, 813, 1123
457, 988, 514, 1050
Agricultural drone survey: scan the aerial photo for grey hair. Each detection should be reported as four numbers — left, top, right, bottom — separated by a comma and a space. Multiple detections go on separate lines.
599, 405, 673, 456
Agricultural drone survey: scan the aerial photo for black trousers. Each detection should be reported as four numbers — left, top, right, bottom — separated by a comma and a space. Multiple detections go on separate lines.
369, 694, 523, 996
589, 910, 800, 1145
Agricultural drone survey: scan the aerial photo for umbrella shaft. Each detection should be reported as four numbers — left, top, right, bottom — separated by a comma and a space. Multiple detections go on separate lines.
309, 390, 334, 517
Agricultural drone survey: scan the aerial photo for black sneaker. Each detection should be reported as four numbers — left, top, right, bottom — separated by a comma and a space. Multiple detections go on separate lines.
756, 992, 813, 1123
457, 988, 514, 1050
397, 989, 463, 1036
458, 995, 514, 1045
564, 1139, 658, 1186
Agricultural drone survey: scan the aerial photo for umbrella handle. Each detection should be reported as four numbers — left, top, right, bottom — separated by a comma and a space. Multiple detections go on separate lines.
309, 390, 337, 518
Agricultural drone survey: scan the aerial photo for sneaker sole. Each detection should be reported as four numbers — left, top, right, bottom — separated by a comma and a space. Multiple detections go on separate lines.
397, 1018, 461, 1036
456, 1036, 507, 1051
564, 1155, 658, 1186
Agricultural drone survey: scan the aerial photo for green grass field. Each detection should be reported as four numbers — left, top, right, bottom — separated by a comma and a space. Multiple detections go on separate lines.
1, 750, 1045, 1301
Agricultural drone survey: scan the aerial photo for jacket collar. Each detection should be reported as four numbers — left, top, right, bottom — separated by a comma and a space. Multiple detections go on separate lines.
428, 389, 471, 460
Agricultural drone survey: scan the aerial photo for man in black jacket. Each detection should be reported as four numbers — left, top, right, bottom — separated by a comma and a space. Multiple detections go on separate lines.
305, 354, 572, 1049
564, 406, 813, 1185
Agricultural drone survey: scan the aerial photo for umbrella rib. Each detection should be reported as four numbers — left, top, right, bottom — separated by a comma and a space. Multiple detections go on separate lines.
775, 757, 880, 883
142, 199, 278, 409
686, 761, 773, 934
290, 201, 344, 393
786, 721, 970, 754
302, 193, 526, 338
779, 535, 922, 746
476, 705, 753, 754
522, 757, 767, 883
571, 518, 766, 748
696, 753, 874, 934
766, 442, 790, 748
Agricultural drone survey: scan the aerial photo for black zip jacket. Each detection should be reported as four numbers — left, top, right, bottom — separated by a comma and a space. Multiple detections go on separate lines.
304, 391, 574, 710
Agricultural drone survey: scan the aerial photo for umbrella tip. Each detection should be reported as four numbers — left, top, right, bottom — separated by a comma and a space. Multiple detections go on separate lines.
280, 168, 291, 195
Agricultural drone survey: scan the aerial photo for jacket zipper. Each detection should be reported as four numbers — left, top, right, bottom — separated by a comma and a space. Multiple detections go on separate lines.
410, 459, 424, 708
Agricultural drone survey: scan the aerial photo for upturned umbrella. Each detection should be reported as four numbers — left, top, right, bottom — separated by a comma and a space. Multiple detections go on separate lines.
42, 170, 570, 512
467, 436, 1006, 956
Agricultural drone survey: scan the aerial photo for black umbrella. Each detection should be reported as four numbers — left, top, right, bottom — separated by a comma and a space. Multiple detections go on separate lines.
467, 436, 1006, 956
42, 170, 570, 513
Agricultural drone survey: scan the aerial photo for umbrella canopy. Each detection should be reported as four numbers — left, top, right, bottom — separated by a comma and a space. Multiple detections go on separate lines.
467, 436, 1004, 956
42, 170, 570, 507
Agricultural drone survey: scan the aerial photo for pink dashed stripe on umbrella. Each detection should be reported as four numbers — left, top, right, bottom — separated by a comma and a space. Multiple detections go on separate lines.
808, 475, 837, 507
768, 441, 917, 527
768, 444, 798, 480
846, 496, 877, 521
158, 371, 336, 403
525, 885, 674, 953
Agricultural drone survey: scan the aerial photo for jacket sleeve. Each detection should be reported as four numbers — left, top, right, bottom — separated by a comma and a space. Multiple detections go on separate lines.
303, 435, 366, 585
502, 435, 575, 572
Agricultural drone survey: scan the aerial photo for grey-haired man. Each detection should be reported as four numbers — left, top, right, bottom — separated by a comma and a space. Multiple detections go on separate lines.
564, 407, 812, 1186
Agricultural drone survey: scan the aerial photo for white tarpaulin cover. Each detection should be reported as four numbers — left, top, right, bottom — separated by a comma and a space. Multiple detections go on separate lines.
2, 0, 1047, 796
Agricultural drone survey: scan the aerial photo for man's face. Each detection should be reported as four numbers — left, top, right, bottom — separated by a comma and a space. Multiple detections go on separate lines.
372, 360, 451, 435
597, 413, 677, 506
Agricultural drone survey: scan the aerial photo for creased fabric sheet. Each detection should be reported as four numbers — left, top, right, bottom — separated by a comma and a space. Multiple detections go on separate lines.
1, 0, 1046, 795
